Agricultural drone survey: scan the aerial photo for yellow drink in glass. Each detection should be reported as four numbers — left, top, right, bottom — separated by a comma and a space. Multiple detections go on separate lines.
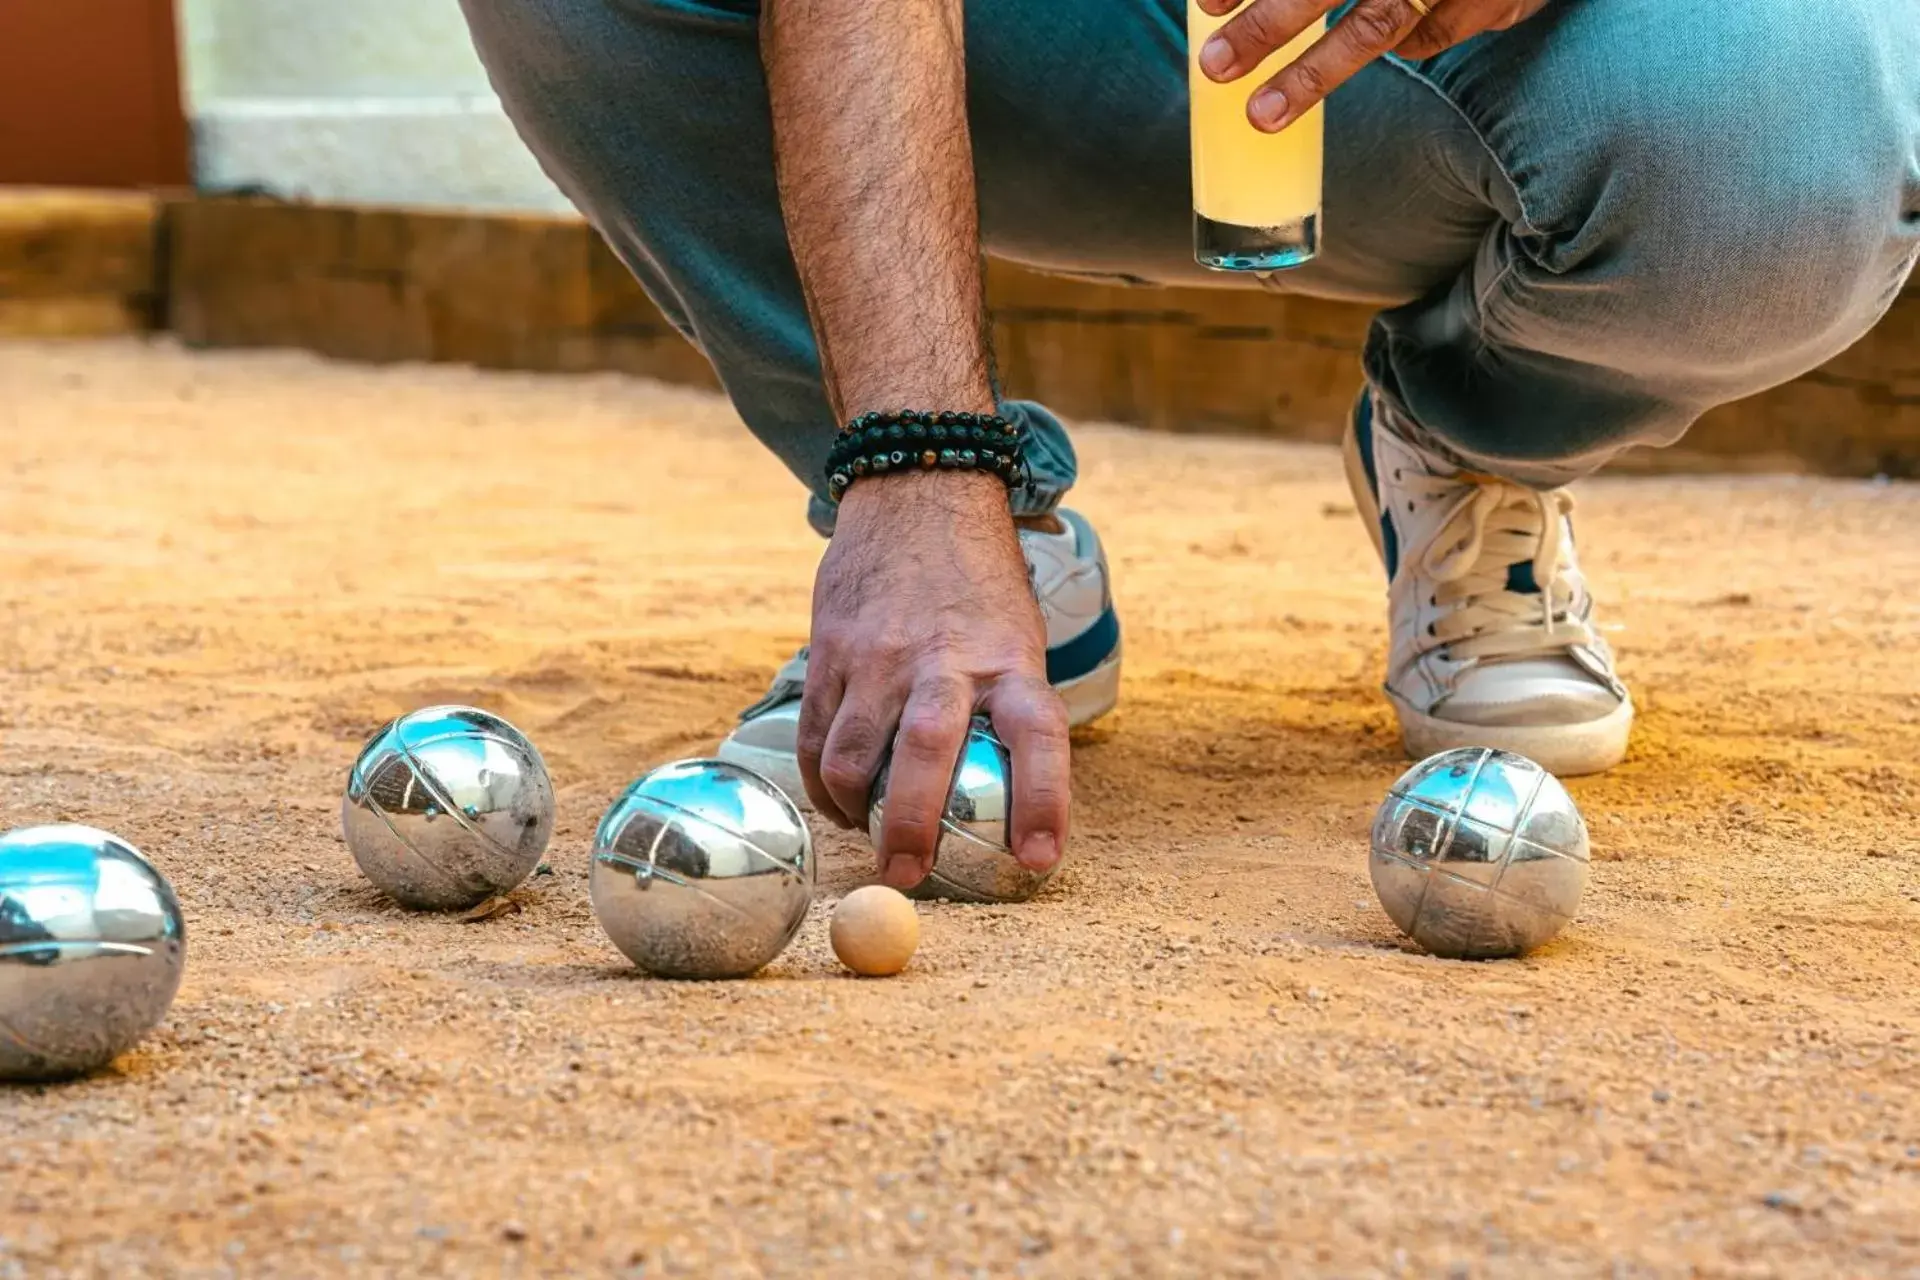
1188, 4, 1325, 271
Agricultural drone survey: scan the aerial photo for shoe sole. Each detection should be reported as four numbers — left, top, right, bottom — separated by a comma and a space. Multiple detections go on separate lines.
1344, 405, 1634, 778
1056, 643, 1123, 730
1388, 687, 1634, 777
716, 646, 1122, 808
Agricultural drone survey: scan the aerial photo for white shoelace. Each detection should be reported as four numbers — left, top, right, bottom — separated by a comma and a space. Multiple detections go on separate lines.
1406, 475, 1595, 663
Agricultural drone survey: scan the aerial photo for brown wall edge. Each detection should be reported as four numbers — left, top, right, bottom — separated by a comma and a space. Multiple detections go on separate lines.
4, 191, 1915, 479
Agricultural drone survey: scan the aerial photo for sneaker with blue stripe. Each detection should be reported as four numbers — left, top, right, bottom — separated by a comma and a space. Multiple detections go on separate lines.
716, 508, 1122, 802
1343, 389, 1634, 776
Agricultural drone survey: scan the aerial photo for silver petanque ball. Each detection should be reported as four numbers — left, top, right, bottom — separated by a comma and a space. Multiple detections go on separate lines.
1, 824, 187, 1081
341, 705, 555, 910
1370, 747, 1591, 960
868, 717, 1053, 904
590, 759, 814, 979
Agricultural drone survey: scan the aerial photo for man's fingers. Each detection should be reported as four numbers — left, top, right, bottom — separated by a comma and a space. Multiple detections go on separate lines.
1247, 0, 1426, 131
984, 677, 1071, 874
817, 686, 898, 833
1198, 0, 1332, 84
1393, 0, 1488, 59
1393, 13, 1458, 61
795, 659, 850, 825
873, 674, 972, 889
1395, 0, 1541, 59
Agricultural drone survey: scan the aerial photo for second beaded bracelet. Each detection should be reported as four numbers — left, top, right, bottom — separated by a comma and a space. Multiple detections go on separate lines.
825, 409, 1028, 503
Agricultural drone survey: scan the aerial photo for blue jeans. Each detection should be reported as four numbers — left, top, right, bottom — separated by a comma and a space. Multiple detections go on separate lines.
459, 0, 1919, 525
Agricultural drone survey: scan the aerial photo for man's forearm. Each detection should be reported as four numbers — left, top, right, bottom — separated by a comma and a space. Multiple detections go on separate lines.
763, 0, 1067, 881
761, 0, 995, 422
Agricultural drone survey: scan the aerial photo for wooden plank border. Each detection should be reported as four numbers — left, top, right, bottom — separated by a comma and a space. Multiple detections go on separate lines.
5, 191, 1913, 477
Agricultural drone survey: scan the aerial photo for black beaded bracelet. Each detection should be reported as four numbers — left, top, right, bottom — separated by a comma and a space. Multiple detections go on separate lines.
825, 409, 1028, 503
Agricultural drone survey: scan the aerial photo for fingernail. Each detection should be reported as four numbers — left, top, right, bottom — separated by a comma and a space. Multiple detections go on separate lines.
1199, 36, 1233, 79
1249, 86, 1290, 131
1019, 833, 1059, 872
882, 854, 926, 889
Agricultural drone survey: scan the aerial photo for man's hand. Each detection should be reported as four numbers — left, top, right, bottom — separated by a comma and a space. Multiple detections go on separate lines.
1196, 0, 1551, 131
762, 0, 1073, 887
800, 470, 1070, 889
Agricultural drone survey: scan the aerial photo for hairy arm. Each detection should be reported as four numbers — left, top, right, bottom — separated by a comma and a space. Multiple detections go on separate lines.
761, 0, 1071, 886
761, 0, 992, 417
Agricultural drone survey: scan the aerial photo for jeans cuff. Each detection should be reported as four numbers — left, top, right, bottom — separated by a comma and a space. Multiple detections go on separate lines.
1364, 326, 1593, 491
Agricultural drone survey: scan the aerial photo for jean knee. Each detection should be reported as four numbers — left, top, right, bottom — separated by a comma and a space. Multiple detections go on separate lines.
1496, 0, 1918, 371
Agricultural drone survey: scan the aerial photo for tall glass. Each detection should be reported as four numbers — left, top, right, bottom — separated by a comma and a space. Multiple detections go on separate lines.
1188, 5, 1325, 272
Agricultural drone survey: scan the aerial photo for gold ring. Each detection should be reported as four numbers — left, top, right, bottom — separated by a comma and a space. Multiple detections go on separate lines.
1406, 0, 1433, 14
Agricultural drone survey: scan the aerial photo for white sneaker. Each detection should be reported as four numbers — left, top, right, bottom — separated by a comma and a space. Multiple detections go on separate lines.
716, 508, 1122, 802
1343, 391, 1634, 776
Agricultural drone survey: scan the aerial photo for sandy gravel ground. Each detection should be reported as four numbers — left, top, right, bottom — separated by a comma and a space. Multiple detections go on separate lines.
2, 339, 1918, 1279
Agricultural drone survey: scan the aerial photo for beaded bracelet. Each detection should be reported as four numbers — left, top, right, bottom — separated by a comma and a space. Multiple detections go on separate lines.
825, 409, 1028, 503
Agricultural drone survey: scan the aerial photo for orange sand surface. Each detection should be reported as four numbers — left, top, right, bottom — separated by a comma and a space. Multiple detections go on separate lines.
2, 339, 1918, 1277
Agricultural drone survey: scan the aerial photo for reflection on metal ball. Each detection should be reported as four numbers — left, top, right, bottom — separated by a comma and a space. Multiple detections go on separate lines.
0, 824, 187, 1081
1370, 747, 1590, 960
590, 759, 814, 979
868, 717, 1053, 904
341, 705, 555, 910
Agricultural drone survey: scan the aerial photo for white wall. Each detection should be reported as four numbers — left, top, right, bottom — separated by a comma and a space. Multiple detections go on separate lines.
177, 0, 572, 212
